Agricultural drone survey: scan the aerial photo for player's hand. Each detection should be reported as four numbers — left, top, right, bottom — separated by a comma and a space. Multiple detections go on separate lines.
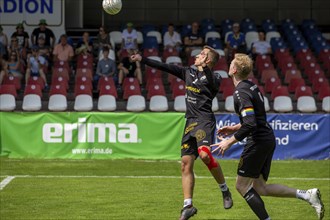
130, 53, 142, 62
210, 137, 232, 157
217, 126, 235, 139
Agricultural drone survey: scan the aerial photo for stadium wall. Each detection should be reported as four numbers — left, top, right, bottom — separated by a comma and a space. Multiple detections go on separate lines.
0, 112, 329, 160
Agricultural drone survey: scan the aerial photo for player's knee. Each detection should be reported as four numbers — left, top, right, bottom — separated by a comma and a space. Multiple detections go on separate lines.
181, 158, 193, 174
198, 146, 218, 170
235, 182, 249, 196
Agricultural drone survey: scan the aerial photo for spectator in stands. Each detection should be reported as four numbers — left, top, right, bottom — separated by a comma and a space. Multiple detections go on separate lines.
93, 46, 117, 89
97, 26, 112, 52
31, 19, 56, 49
76, 31, 94, 54
0, 25, 8, 58
252, 31, 272, 58
118, 22, 138, 58
118, 49, 142, 90
225, 23, 246, 61
37, 35, 51, 61
0, 56, 8, 85
7, 36, 21, 60
183, 22, 203, 58
11, 23, 29, 59
53, 34, 74, 62
8, 50, 23, 80
163, 23, 182, 52
25, 46, 48, 88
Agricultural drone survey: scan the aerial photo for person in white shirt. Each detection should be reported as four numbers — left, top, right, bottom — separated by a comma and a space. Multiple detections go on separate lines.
252, 31, 272, 56
25, 46, 48, 88
163, 23, 182, 52
118, 22, 138, 59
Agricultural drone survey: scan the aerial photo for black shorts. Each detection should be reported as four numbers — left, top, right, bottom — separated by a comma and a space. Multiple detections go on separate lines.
237, 139, 276, 181
181, 118, 215, 158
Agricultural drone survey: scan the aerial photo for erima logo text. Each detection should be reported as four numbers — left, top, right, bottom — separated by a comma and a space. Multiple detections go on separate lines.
42, 118, 138, 143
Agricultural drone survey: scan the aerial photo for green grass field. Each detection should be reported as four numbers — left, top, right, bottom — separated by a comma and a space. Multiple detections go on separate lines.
0, 158, 329, 220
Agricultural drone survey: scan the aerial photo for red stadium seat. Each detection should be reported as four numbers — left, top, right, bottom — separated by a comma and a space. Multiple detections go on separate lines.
53, 60, 71, 73
288, 78, 305, 93
2, 75, 21, 90
75, 76, 93, 88
74, 84, 92, 96
261, 69, 279, 84
265, 77, 281, 93
52, 67, 70, 82
99, 83, 118, 98
27, 76, 45, 90
162, 47, 179, 61
52, 76, 69, 91
318, 84, 330, 101
213, 57, 228, 72
143, 48, 159, 57
97, 76, 116, 91
76, 68, 93, 80
76, 54, 94, 69
123, 77, 140, 90
271, 85, 289, 100
222, 85, 235, 100
146, 77, 163, 91
274, 48, 291, 62
147, 83, 166, 100
123, 84, 142, 100
219, 78, 234, 92
295, 86, 313, 100
255, 55, 272, 70
284, 69, 302, 84
312, 77, 329, 93
171, 81, 185, 99
256, 61, 275, 76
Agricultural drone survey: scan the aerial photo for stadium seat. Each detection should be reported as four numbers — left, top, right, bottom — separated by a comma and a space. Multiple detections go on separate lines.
143, 36, 158, 49
136, 31, 144, 44
147, 55, 162, 62
224, 96, 235, 112
54, 60, 71, 74
48, 84, 68, 111
205, 31, 221, 43
123, 77, 140, 91
295, 86, 313, 100
271, 85, 289, 100
97, 84, 117, 111
149, 95, 169, 112
297, 96, 317, 113
75, 76, 93, 88
288, 78, 305, 93
76, 54, 93, 69
212, 97, 219, 112
274, 48, 291, 62
284, 69, 302, 84
52, 76, 69, 91
174, 95, 186, 112
266, 31, 281, 42
52, 67, 70, 82
166, 56, 182, 65
22, 84, 42, 111
273, 96, 293, 112
143, 48, 159, 57
261, 69, 279, 84
245, 31, 259, 51
76, 68, 93, 80
145, 67, 162, 80
214, 70, 229, 78
322, 96, 330, 112
190, 48, 202, 57
222, 84, 235, 100
146, 31, 162, 44
109, 31, 122, 45
74, 84, 93, 111
2, 75, 21, 91
171, 81, 185, 99
256, 61, 275, 76
0, 85, 17, 111
216, 49, 225, 57
256, 55, 272, 70
126, 95, 146, 112
162, 47, 179, 61
312, 77, 329, 93
219, 78, 234, 93
27, 76, 45, 90
97, 76, 117, 94
213, 57, 228, 72
318, 84, 330, 101
147, 83, 166, 100
123, 84, 141, 100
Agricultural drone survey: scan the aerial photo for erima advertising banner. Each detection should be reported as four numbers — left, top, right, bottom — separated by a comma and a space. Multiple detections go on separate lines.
0, 112, 185, 160
215, 114, 330, 160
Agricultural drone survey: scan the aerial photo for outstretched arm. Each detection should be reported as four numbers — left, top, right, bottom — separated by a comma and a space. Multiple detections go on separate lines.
131, 54, 185, 80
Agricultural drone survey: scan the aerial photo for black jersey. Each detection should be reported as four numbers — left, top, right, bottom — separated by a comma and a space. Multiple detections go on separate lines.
141, 57, 221, 119
233, 80, 275, 142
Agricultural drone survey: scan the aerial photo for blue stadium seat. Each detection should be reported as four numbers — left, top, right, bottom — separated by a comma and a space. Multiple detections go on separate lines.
143, 36, 159, 49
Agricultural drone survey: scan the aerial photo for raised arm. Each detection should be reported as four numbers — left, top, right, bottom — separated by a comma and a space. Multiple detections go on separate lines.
131, 54, 186, 80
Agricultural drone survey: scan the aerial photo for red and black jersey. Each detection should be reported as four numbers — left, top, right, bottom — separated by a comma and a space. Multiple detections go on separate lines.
233, 80, 274, 142
141, 57, 221, 120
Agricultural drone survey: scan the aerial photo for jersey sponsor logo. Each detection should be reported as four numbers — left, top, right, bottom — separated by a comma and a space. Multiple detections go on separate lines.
181, 143, 190, 149
195, 129, 206, 142
185, 122, 198, 134
241, 107, 254, 117
186, 86, 201, 93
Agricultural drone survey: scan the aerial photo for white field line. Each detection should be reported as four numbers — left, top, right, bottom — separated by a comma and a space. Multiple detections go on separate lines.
0, 176, 15, 190
0, 175, 329, 181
